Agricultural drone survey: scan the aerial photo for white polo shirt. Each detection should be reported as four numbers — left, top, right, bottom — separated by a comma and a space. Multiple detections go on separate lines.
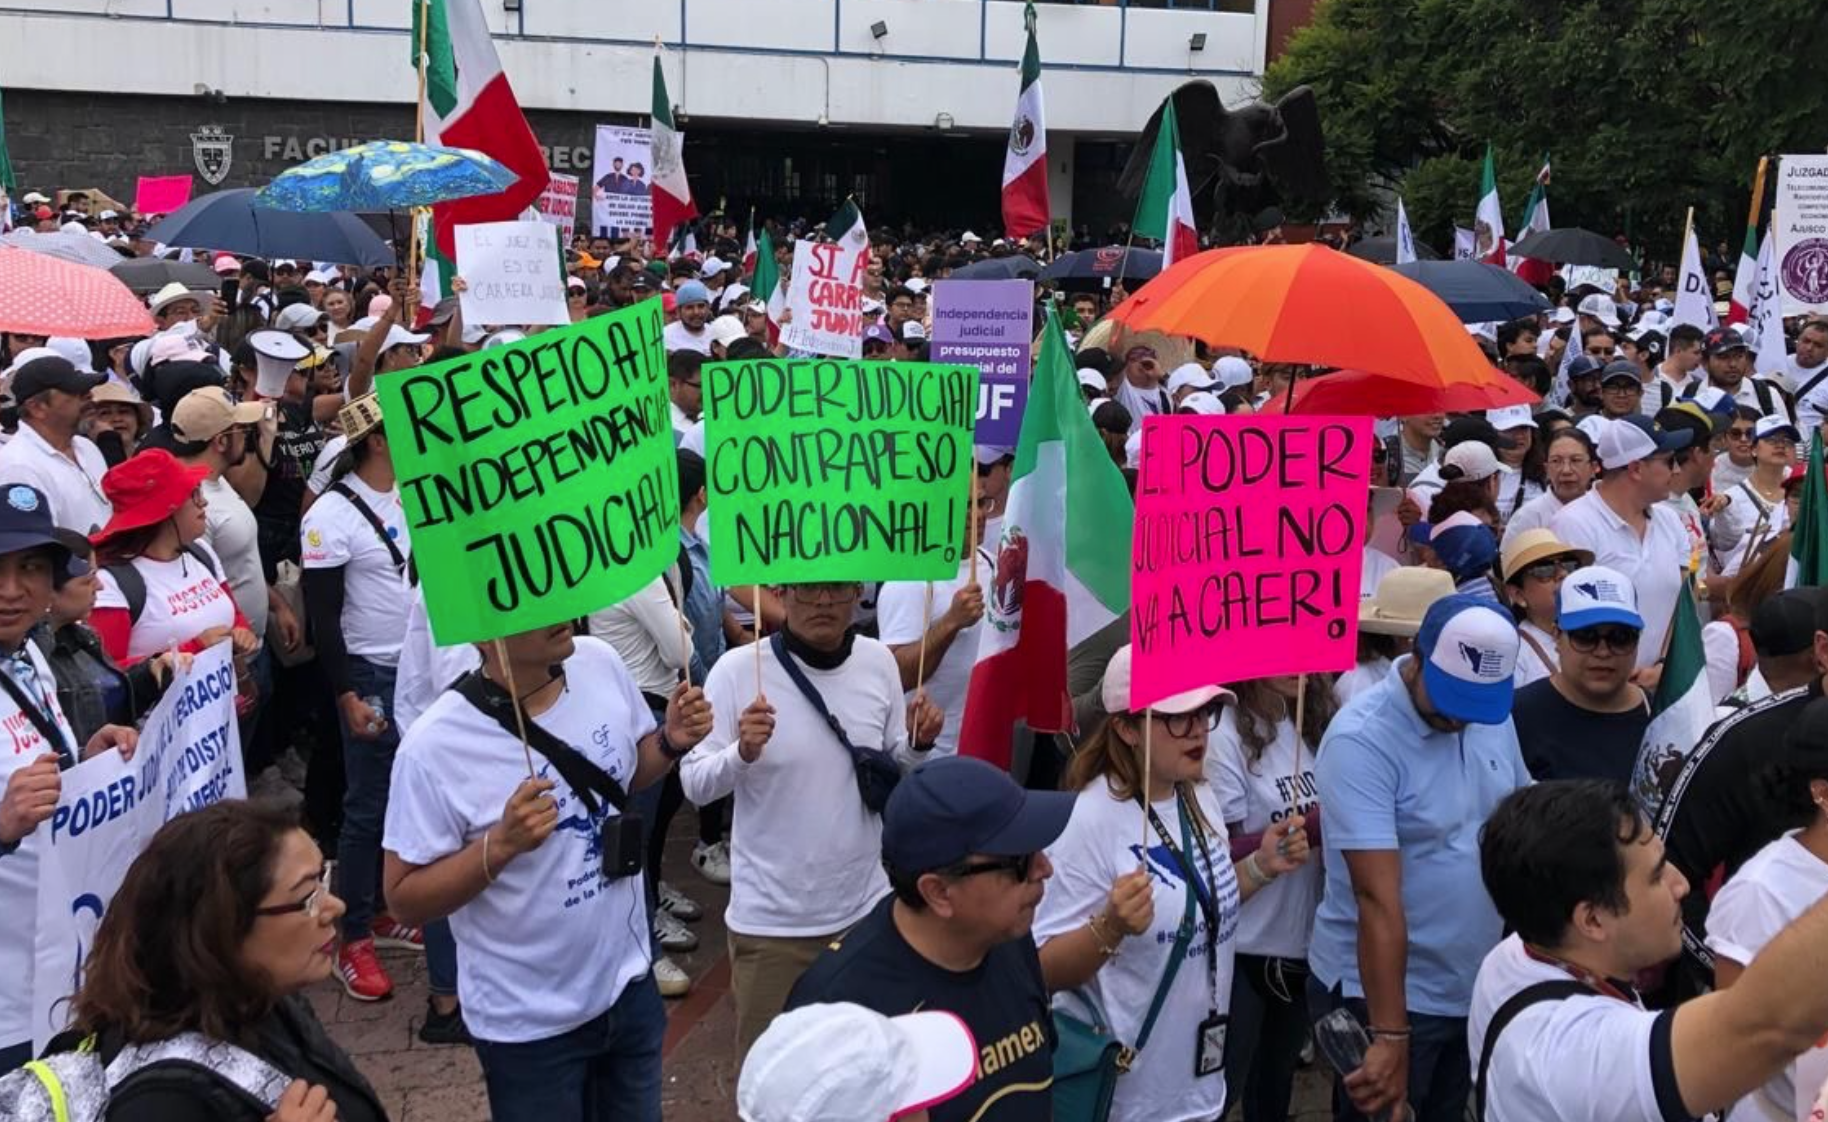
1470, 934, 1690, 1122
1552, 491, 1687, 669
0, 424, 110, 534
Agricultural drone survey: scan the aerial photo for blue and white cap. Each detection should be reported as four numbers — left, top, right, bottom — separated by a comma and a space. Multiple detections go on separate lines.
1415, 595, 1519, 724
1556, 565, 1644, 632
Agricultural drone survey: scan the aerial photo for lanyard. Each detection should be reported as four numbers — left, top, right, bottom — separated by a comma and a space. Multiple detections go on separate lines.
1143, 790, 1222, 1013
1521, 944, 1637, 1003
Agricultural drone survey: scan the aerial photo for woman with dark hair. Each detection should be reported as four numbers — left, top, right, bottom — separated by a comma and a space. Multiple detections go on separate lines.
1034, 646, 1310, 1122
1207, 675, 1333, 1122
1707, 698, 1828, 1122
1503, 426, 1597, 543
68, 800, 387, 1121
1497, 529, 1592, 688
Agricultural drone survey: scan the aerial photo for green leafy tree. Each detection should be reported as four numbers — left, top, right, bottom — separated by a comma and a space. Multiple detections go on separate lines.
1264, 0, 1828, 261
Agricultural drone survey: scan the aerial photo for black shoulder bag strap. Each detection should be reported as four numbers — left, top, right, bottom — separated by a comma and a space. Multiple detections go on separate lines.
1797, 365, 1828, 407
329, 481, 407, 576
0, 657, 73, 766
1474, 979, 1589, 1122
769, 631, 858, 758
453, 671, 628, 813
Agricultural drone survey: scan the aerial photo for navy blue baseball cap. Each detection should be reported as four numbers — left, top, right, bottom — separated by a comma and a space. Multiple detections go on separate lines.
882, 757, 1076, 874
0, 483, 90, 582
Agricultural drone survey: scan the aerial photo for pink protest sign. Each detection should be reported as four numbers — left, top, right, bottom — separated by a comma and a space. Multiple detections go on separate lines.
1129, 413, 1373, 709
134, 175, 193, 216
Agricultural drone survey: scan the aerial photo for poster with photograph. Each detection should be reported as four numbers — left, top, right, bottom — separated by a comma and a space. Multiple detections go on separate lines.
592, 125, 654, 239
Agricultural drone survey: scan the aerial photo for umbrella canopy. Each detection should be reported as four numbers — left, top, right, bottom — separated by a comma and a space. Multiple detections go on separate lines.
1347, 235, 1441, 265
948, 255, 1041, 281
256, 140, 519, 212
1282, 367, 1539, 416
109, 256, 223, 296
1, 229, 125, 270
1388, 260, 1551, 323
0, 245, 157, 339
1508, 227, 1635, 271
1040, 246, 1162, 290
146, 190, 394, 268
1109, 244, 1500, 392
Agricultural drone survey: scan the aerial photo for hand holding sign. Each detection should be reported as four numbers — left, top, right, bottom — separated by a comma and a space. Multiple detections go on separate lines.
907, 692, 945, 750
737, 698, 776, 763
0, 753, 61, 844
1256, 817, 1310, 878
942, 583, 986, 633
1105, 868, 1156, 937
81, 724, 139, 764
494, 777, 559, 861
665, 680, 714, 750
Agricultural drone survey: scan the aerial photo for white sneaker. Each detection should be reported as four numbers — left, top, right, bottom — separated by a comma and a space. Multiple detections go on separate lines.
654, 955, 692, 998
657, 880, 703, 922
654, 908, 699, 953
691, 840, 731, 886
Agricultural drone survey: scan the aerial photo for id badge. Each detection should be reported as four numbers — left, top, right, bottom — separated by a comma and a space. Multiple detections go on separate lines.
1195, 1012, 1228, 1077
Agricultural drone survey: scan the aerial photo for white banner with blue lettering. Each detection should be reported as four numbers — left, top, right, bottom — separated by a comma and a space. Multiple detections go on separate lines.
29, 643, 245, 1049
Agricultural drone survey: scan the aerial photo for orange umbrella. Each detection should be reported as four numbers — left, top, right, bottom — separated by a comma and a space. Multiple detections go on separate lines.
1108, 244, 1504, 393
1284, 367, 1539, 416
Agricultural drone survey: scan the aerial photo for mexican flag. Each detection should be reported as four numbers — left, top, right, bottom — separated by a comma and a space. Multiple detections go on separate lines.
1393, 197, 1417, 264
1633, 581, 1713, 819
1795, 437, 1828, 587
1475, 144, 1506, 265
957, 305, 1131, 769
1729, 223, 1758, 325
1513, 156, 1553, 286
826, 197, 867, 249
650, 55, 697, 253
412, 0, 549, 309
0, 88, 14, 233
1132, 96, 1199, 270
753, 226, 783, 344
999, 2, 1049, 239
742, 215, 758, 274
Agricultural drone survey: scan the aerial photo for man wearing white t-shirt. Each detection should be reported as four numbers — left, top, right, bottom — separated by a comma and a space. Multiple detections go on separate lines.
383, 624, 715, 1122
877, 536, 992, 756
0, 356, 111, 535
681, 581, 943, 1063
663, 281, 715, 356
1473, 780, 1828, 1122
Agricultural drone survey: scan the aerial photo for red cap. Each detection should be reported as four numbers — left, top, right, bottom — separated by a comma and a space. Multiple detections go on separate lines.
91, 449, 212, 545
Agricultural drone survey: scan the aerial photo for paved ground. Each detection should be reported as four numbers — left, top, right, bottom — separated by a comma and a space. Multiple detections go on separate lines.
315, 806, 1335, 1121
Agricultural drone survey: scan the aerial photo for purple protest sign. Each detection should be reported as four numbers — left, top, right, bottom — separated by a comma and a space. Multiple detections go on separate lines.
930, 279, 1033, 446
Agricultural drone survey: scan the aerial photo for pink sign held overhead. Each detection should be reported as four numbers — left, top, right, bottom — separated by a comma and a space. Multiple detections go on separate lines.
1129, 413, 1373, 710
134, 175, 193, 216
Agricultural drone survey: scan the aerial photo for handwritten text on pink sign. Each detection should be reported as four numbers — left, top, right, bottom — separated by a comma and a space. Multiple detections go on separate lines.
1129, 414, 1372, 709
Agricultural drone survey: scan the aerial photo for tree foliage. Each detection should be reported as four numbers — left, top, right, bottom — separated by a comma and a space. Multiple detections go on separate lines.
1264, 0, 1828, 262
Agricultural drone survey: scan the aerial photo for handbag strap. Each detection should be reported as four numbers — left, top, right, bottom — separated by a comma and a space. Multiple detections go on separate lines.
1132, 855, 1199, 1054
0, 654, 72, 766
453, 671, 629, 813
329, 481, 407, 576
1474, 980, 1587, 1121
768, 632, 864, 766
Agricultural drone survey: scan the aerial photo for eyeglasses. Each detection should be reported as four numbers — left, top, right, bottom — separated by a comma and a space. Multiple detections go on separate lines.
942, 853, 1034, 882
786, 582, 861, 606
1142, 702, 1224, 739
1547, 456, 1592, 470
1727, 427, 1756, 441
1520, 559, 1579, 582
1763, 436, 1798, 449
254, 863, 333, 919
1567, 626, 1641, 653
1601, 382, 1642, 394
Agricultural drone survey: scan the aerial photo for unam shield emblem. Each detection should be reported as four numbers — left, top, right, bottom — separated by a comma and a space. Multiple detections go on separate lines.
192, 127, 234, 186
988, 524, 1029, 634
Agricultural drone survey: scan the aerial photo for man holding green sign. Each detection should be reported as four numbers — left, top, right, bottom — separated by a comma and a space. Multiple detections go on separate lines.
376, 299, 680, 644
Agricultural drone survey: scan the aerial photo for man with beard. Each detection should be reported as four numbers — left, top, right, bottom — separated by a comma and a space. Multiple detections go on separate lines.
664, 281, 714, 355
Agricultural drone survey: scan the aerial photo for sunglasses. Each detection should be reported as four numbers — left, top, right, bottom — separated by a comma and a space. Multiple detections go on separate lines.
1727, 427, 1755, 441
254, 863, 334, 919
786, 583, 861, 606
942, 853, 1034, 882
1520, 559, 1579, 582
1567, 626, 1641, 653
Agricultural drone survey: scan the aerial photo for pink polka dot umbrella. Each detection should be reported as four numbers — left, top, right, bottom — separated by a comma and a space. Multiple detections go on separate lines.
0, 245, 157, 338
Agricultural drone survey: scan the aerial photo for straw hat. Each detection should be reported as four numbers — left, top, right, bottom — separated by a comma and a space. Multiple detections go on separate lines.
1499, 528, 1593, 585
1359, 567, 1457, 637
338, 392, 384, 443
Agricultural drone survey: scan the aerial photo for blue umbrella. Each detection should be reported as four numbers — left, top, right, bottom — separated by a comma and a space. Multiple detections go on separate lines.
949, 254, 1041, 281
1039, 246, 1163, 291
256, 140, 519, 212
145, 190, 394, 268
1388, 260, 1550, 323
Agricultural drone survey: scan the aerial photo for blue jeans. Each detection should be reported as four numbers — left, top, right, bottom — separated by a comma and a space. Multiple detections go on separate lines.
1306, 976, 1470, 1122
335, 655, 457, 995
1225, 955, 1311, 1122
473, 974, 665, 1122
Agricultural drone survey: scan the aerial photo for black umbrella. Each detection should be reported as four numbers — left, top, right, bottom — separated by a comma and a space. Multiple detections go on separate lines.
1388, 261, 1551, 323
145, 189, 394, 268
109, 256, 221, 296
1508, 227, 1635, 271
948, 254, 1041, 281
1347, 235, 1441, 265
1039, 246, 1163, 291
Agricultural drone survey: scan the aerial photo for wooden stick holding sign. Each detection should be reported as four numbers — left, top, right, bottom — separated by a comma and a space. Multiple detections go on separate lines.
915, 582, 935, 695
753, 585, 765, 701
491, 639, 538, 779
1142, 708, 1153, 850
967, 470, 982, 589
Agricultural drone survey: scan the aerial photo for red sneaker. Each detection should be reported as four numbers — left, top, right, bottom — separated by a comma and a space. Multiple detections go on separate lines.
337, 938, 394, 1002
371, 915, 424, 952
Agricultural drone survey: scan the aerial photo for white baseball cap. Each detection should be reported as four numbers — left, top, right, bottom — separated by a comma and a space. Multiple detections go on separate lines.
1485, 404, 1536, 432
1441, 440, 1500, 483
701, 255, 732, 275
1595, 415, 1691, 471
1165, 363, 1215, 395
1754, 414, 1802, 444
1416, 596, 1519, 724
1577, 294, 1622, 328
1076, 369, 1107, 393
1101, 644, 1234, 715
1556, 564, 1644, 632
708, 315, 747, 349
1177, 391, 1225, 416
380, 324, 430, 352
1212, 355, 1254, 391
960, 231, 982, 244
737, 1004, 978, 1122
45, 338, 95, 374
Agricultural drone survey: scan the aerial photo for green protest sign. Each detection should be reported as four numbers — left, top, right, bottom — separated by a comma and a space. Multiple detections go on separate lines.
376, 298, 678, 645
701, 359, 980, 586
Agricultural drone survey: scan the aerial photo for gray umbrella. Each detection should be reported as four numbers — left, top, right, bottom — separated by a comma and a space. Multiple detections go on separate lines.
1, 229, 125, 270
110, 256, 224, 296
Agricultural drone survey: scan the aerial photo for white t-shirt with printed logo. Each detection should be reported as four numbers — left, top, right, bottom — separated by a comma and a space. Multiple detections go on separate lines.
1207, 708, 1321, 959
384, 638, 655, 1044
1706, 831, 1828, 1122
299, 474, 410, 665
875, 547, 994, 756
95, 540, 240, 661
0, 642, 80, 1047
1034, 781, 1239, 1122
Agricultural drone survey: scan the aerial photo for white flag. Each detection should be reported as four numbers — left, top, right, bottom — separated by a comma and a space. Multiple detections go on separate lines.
1671, 226, 1718, 332
1453, 226, 1477, 260
1748, 229, 1789, 377
1395, 199, 1418, 265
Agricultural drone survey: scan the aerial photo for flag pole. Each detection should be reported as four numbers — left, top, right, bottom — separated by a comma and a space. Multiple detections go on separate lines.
915, 582, 934, 696
408, 0, 430, 300
1746, 156, 1771, 237
967, 469, 981, 589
